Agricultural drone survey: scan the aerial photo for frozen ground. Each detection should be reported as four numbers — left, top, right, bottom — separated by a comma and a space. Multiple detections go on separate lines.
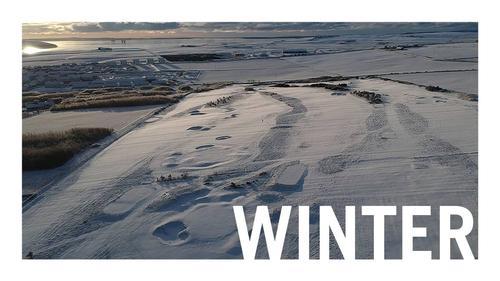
22, 79, 477, 259
400, 43, 477, 62
22, 33, 477, 67
177, 47, 477, 83
381, 70, 478, 95
22, 105, 165, 198
22, 105, 161, 134
23, 34, 477, 86
22, 33, 478, 259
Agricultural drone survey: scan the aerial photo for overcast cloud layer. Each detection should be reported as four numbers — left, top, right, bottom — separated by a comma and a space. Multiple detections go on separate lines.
22, 22, 477, 39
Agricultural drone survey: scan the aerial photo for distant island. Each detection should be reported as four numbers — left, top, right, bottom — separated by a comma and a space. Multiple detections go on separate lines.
22, 40, 58, 50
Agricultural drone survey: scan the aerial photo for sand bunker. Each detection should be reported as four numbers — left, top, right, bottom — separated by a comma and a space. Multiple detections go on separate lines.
256, 192, 284, 203
153, 221, 189, 244
182, 204, 236, 241
273, 162, 308, 190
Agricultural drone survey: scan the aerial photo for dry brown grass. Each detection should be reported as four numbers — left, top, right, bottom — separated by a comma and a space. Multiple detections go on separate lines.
425, 85, 451, 93
23, 128, 113, 170
23, 82, 229, 112
24, 88, 180, 112
51, 95, 177, 111
22, 92, 76, 103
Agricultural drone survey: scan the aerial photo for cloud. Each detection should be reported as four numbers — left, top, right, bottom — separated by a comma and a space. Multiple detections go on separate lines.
22, 22, 477, 37
23, 22, 180, 34
70, 22, 180, 32
179, 22, 353, 32
179, 22, 477, 33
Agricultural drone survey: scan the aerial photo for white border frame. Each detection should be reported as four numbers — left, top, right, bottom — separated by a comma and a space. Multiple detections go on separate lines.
2, 0, 498, 280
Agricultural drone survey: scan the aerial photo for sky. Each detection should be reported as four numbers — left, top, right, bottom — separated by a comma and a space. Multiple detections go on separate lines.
22, 22, 478, 40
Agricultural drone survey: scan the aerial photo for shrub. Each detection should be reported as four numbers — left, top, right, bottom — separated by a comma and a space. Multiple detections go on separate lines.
351, 90, 384, 104
425, 85, 450, 93
22, 92, 76, 103
177, 85, 193, 92
272, 83, 291, 87
308, 83, 349, 91
152, 86, 175, 92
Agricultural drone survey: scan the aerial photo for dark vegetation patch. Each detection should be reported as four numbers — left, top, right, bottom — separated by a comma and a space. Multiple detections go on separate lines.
307, 83, 349, 91
268, 77, 351, 86
351, 90, 384, 104
24, 83, 232, 112
177, 85, 193, 92
51, 95, 178, 111
24, 87, 180, 112
156, 172, 189, 183
22, 92, 76, 103
252, 76, 351, 87
161, 53, 224, 62
23, 128, 113, 170
206, 96, 232, 107
272, 83, 293, 87
458, 93, 478, 101
425, 85, 451, 93
286, 75, 351, 83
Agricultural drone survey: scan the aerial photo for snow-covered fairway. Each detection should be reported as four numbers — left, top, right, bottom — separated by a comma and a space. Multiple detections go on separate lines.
22, 79, 477, 259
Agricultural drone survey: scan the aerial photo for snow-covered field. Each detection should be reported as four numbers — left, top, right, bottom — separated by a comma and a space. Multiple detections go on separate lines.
401, 43, 477, 62
381, 70, 478, 94
22, 79, 477, 258
177, 48, 477, 83
23, 105, 161, 134
22, 33, 478, 259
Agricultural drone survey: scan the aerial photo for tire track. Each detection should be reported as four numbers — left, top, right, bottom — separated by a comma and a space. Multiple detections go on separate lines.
254, 91, 307, 161
318, 108, 390, 175
25, 158, 153, 258
392, 102, 477, 184
394, 103, 428, 134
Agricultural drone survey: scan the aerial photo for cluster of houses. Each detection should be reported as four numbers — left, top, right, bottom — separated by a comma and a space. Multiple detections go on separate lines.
22, 60, 200, 93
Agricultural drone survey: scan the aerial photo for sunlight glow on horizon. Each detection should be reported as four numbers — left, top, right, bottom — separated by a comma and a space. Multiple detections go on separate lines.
22, 46, 43, 55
